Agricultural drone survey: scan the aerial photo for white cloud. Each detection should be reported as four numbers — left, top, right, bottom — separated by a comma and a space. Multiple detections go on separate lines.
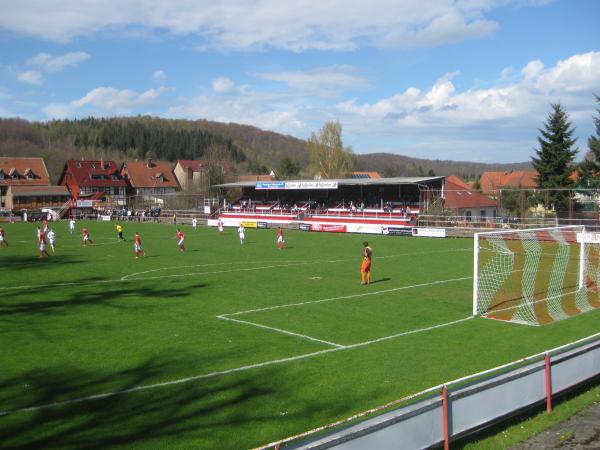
42, 103, 73, 118
212, 77, 236, 94
167, 83, 307, 135
72, 86, 171, 113
27, 51, 90, 73
152, 70, 166, 80
0, 0, 512, 50
333, 51, 600, 161
17, 70, 43, 85
256, 65, 367, 95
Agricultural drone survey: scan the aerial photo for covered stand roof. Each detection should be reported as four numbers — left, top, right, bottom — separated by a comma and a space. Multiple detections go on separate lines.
215, 176, 445, 189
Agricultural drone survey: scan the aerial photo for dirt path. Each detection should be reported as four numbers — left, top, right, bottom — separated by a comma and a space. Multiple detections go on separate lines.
511, 401, 600, 449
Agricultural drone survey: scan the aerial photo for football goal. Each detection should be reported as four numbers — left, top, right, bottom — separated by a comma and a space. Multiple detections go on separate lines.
473, 225, 600, 326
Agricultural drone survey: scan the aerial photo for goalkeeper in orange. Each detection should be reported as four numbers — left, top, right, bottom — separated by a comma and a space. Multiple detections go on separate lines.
361, 241, 372, 285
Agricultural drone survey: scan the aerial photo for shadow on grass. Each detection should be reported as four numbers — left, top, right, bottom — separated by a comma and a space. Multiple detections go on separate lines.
0, 255, 84, 270
0, 352, 279, 449
0, 282, 208, 318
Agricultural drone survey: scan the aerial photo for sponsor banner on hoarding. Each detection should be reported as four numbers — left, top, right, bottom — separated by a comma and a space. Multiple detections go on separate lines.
578, 232, 600, 244
76, 200, 93, 208
100, 215, 111, 221
383, 226, 412, 236
257, 221, 269, 229
299, 223, 311, 231
255, 181, 286, 189
412, 227, 447, 238
240, 221, 258, 228
255, 181, 338, 190
311, 224, 347, 233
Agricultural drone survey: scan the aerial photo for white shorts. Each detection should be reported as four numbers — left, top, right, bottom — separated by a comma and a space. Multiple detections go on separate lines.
49, 238, 55, 245
83, 235, 89, 242
178, 238, 184, 246
39, 242, 45, 251
134, 243, 142, 252
277, 235, 284, 244
0, 236, 4, 242
239, 233, 245, 239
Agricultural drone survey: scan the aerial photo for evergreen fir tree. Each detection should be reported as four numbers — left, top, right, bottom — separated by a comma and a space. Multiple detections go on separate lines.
531, 103, 578, 212
577, 95, 600, 188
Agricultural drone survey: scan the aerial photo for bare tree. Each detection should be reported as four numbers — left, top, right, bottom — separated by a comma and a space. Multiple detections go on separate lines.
308, 121, 355, 179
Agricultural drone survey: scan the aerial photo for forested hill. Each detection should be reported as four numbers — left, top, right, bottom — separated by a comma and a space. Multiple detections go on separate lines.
357, 153, 531, 180
0, 116, 530, 183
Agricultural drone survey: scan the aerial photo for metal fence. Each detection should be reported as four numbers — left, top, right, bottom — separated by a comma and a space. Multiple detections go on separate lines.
258, 333, 600, 450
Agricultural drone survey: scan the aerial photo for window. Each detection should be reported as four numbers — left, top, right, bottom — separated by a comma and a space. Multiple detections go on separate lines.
465, 210, 472, 222
480, 210, 487, 219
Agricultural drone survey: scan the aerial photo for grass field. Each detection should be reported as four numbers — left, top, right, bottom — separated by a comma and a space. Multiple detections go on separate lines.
1, 220, 599, 449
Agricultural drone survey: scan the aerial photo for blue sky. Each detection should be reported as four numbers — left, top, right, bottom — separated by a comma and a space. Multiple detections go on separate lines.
0, 0, 599, 163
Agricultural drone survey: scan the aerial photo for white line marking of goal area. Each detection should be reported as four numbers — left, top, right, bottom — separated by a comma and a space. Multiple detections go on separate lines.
0, 315, 473, 417
217, 276, 472, 349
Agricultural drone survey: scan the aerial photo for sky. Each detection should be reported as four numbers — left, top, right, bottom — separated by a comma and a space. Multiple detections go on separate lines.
0, 0, 599, 163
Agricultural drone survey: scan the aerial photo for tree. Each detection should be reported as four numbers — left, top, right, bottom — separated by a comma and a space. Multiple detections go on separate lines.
276, 156, 300, 180
578, 95, 600, 187
531, 103, 578, 212
308, 121, 355, 178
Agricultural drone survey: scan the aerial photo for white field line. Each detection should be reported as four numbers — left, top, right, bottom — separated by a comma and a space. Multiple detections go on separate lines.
218, 276, 470, 347
218, 315, 346, 348
0, 315, 472, 417
223, 276, 472, 317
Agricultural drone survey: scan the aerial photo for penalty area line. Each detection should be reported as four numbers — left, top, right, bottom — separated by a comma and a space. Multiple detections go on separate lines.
0, 315, 472, 417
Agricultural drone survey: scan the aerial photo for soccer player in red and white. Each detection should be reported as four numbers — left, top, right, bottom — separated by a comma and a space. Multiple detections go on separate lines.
82, 227, 94, 246
0, 227, 7, 247
38, 229, 49, 258
175, 228, 185, 252
277, 226, 285, 249
134, 232, 145, 258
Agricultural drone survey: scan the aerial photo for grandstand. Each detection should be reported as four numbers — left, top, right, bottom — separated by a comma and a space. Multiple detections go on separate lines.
213, 176, 444, 234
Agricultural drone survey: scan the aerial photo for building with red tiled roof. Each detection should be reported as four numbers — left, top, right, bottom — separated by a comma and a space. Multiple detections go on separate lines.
479, 171, 537, 195
0, 157, 50, 208
5, 185, 70, 210
351, 171, 381, 179
59, 160, 127, 203
445, 176, 497, 221
121, 160, 179, 196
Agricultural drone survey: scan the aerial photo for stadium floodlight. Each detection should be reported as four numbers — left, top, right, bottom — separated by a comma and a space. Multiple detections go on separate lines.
473, 225, 600, 326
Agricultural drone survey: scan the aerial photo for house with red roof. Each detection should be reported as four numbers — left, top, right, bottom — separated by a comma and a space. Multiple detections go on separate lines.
58, 160, 127, 204
0, 157, 50, 208
479, 171, 537, 195
5, 185, 70, 211
121, 159, 179, 196
445, 176, 498, 221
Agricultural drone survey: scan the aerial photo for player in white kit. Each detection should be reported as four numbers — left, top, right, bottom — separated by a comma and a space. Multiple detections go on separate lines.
69, 218, 76, 234
192, 217, 197, 230
47, 228, 56, 253
237, 224, 245, 244
217, 219, 224, 234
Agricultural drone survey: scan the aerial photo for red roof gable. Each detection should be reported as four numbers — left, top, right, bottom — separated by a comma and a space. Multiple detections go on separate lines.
480, 171, 537, 194
445, 179, 497, 209
60, 160, 127, 188
446, 175, 472, 190
177, 160, 208, 172
0, 157, 50, 186
122, 160, 178, 188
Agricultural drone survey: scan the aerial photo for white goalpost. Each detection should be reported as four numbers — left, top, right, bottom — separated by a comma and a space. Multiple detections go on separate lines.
473, 225, 600, 326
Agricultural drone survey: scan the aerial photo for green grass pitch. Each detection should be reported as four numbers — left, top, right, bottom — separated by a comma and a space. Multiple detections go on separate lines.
1, 221, 599, 449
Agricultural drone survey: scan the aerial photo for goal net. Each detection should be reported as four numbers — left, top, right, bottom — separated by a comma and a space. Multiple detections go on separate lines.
473, 226, 600, 326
